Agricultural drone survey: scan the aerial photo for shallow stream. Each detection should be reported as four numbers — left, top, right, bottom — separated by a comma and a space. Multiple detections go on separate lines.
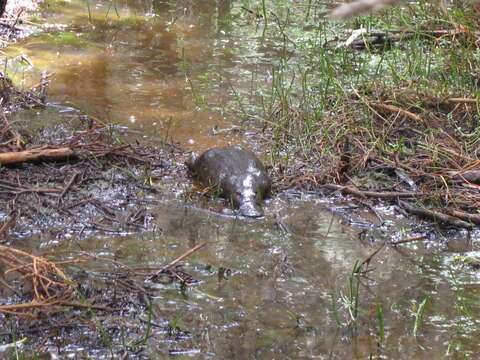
2, 1, 480, 358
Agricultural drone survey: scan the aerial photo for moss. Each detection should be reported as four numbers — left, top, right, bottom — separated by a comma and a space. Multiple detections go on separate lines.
50, 31, 86, 47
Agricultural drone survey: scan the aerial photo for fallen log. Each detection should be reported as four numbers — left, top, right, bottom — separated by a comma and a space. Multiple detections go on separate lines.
0, 147, 75, 166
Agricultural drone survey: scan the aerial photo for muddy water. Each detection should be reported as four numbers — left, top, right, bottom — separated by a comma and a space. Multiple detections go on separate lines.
6, 0, 261, 150
3, 0, 480, 358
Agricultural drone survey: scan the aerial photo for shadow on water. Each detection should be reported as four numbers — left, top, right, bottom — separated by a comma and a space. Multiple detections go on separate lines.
2, 0, 480, 358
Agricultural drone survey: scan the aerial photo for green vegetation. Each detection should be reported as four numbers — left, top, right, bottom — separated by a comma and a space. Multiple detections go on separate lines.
226, 1, 480, 225
50, 31, 87, 46
376, 302, 385, 345
413, 296, 429, 337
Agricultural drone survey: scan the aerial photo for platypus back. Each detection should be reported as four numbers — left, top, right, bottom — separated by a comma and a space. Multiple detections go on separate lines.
188, 146, 271, 217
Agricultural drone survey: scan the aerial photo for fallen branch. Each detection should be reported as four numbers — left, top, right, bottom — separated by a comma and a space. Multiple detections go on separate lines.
0, 147, 75, 166
149, 241, 208, 280
0, 245, 76, 316
445, 209, 480, 225
324, 183, 422, 199
399, 201, 474, 229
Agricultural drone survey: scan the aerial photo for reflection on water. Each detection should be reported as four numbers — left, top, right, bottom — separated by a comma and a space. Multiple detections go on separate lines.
2, 0, 480, 358
6, 0, 251, 150
45, 195, 480, 359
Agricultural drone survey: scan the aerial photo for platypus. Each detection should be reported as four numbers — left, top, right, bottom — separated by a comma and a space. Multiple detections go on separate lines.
187, 146, 271, 218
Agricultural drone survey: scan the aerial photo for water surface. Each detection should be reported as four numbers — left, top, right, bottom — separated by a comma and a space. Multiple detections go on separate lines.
2, 1, 480, 358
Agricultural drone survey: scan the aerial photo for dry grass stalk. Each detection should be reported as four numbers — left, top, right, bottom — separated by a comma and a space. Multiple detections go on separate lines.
369, 101, 425, 124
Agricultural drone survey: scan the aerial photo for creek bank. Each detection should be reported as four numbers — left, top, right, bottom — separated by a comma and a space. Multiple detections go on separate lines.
261, 89, 480, 230
0, 104, 187, 237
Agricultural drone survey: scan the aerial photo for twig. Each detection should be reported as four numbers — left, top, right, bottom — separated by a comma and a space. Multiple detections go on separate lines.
0, 212, 16, 238
57, 172, 79, 205
354, 198, 384, 225
56, 301, 115, 311
0, 244, 76, 316
7, 8, 24, 37
0, 109, 22, 150
358, 243, 385, 270
445, 209, 480, 225
446, 98, 478, 104
39, 70, 49, 105
391, 235, 428, 246
370, 101, 424, 124
149, 241, 208, 280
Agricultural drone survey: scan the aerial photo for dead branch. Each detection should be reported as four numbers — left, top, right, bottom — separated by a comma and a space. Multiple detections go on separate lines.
358, 243, 385, 270
57, 172, 79, 204
0, 147, 75, 166
0, 109, 23, 150
445, 209, 480, 225
390, 235, 428, 245
446, 98, 478, 104
369, 101, 424, 124
324, 183, 422, 199
0, 212, 16, 238
399, 200, 474, 229
0, 245, 76, 316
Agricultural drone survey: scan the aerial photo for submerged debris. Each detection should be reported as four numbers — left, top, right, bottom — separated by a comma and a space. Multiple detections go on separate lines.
0, 102, 187, 236
0, 239, 206, 357
0, 244, 76, 317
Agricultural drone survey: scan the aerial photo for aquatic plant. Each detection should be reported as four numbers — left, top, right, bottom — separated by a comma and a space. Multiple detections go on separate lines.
413, 296, 429, 337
